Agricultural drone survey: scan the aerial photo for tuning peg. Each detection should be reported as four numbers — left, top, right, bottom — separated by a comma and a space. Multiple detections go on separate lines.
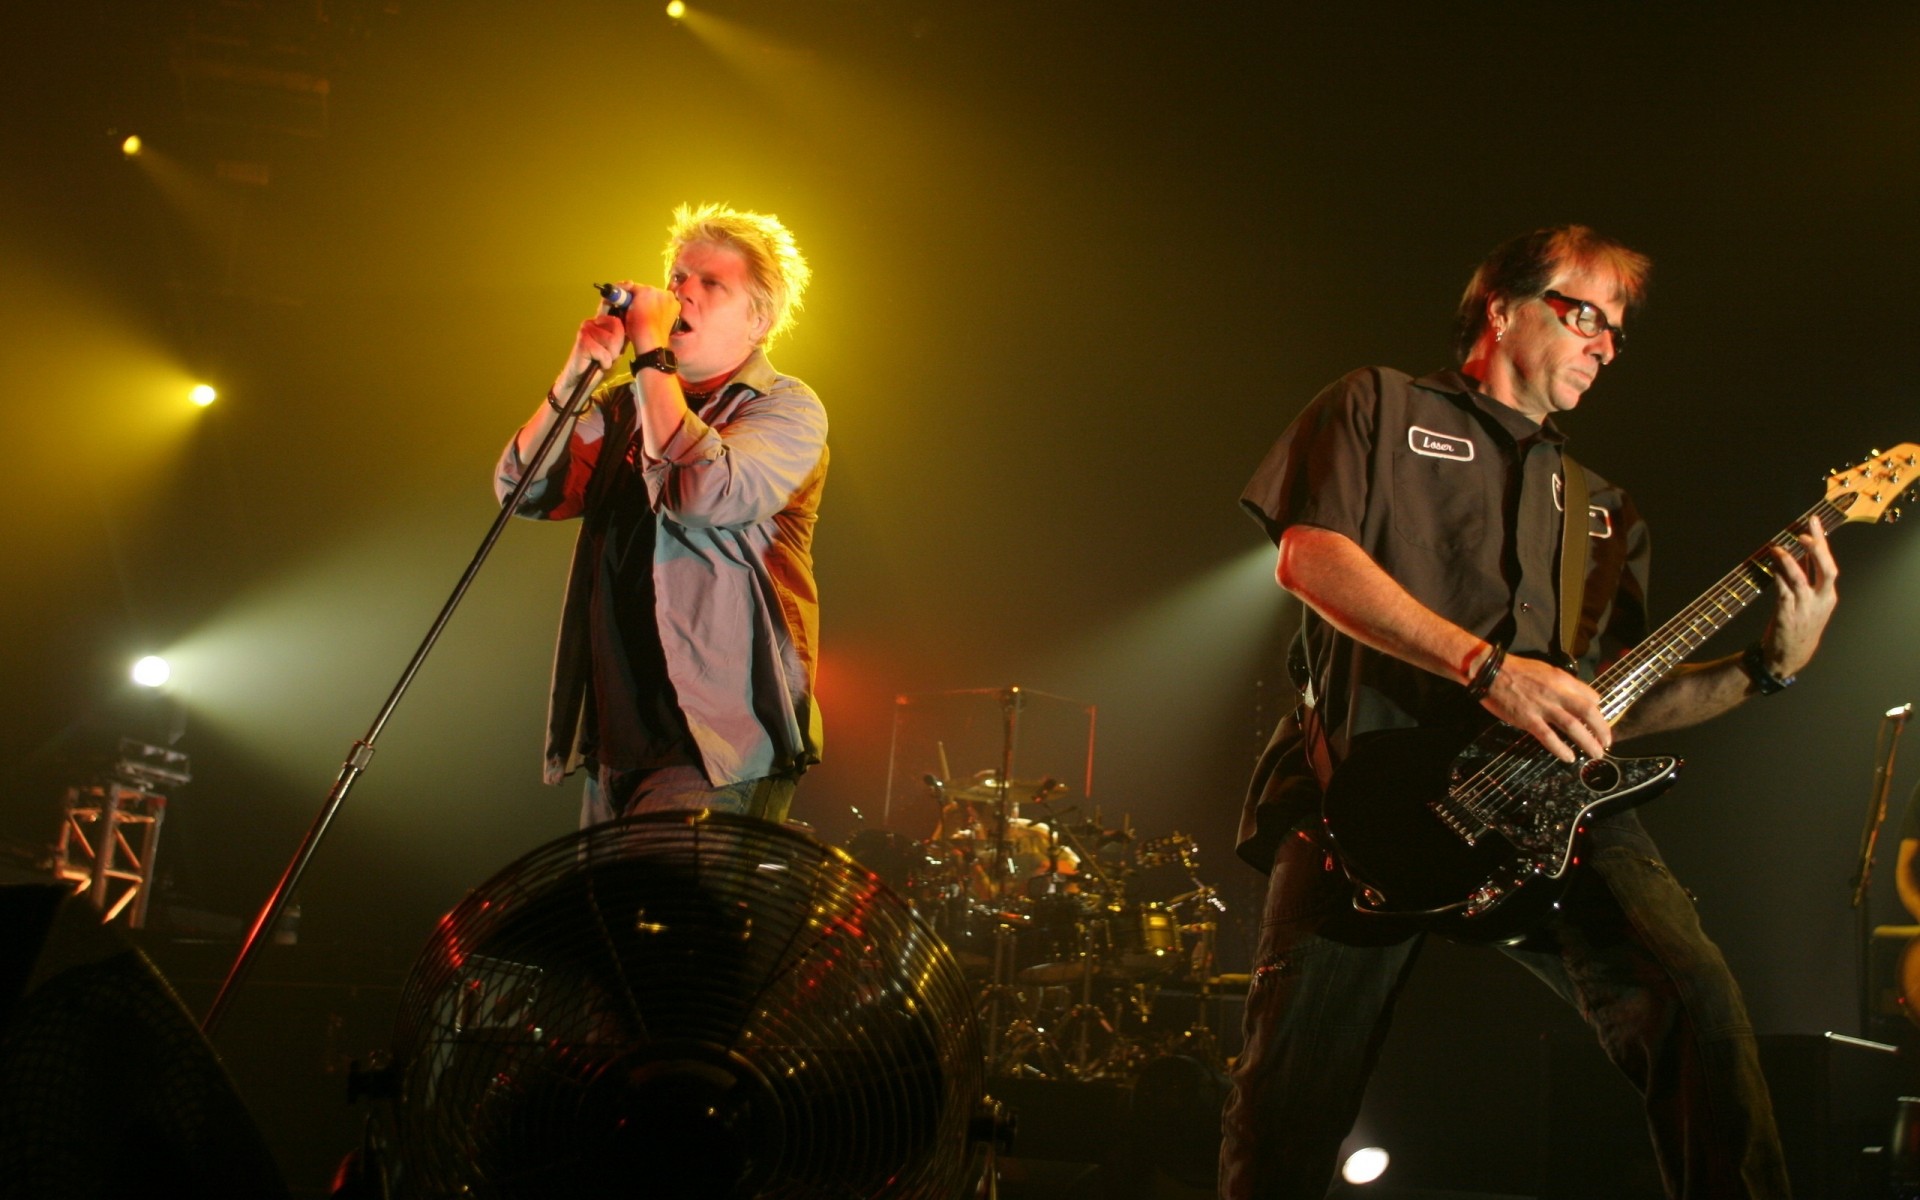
1888, 507, 1903, 524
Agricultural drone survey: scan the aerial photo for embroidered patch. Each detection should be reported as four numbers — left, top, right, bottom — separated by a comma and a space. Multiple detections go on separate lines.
1407, 425, 1474, 461
1555, 474, 1614, 537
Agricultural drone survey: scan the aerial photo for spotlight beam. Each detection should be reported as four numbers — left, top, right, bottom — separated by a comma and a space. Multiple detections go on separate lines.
199, 356, 613, 1036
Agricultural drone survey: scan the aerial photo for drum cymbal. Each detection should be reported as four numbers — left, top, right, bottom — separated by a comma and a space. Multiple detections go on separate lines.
950, 774, 1068, 806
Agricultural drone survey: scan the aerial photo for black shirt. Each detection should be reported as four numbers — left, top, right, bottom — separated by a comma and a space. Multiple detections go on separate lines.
1233, 367, 1652, 866
582, 393, 693, 771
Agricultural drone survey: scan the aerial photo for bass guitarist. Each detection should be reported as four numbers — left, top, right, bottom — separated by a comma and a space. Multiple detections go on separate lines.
1218, 225, 1838, 1199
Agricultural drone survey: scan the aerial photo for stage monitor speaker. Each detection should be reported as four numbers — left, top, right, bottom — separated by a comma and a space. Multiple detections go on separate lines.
0, 883, 288, 1199
1758, 1032, 1908, 1200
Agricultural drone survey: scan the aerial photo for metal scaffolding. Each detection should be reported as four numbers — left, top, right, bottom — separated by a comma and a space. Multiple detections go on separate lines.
55, 783, 167, 929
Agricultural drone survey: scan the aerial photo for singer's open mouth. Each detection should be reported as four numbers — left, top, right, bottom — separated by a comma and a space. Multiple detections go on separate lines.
672, 317, 693, 334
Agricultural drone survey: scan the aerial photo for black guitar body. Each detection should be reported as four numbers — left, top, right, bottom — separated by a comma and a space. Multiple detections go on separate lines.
1320, 725, 1682, 943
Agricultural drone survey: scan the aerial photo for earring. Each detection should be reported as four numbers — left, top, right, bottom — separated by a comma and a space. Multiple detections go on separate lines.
1495, 326, 1505, 343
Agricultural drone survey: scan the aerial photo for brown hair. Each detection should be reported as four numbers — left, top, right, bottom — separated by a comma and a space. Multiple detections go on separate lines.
1454, 225, 1650, 363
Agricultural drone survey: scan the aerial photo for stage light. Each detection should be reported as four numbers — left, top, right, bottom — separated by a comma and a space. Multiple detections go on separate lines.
189, 383, 217, 407
121, 134, 143, 158
666, 0, 686, 16
1340, 1146, 1389, 1185
131, 656, 172, 688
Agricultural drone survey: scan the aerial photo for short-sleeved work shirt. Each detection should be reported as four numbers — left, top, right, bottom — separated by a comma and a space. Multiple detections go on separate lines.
1238, 366, 1650, 825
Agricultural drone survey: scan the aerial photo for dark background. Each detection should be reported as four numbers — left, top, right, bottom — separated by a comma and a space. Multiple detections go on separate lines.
3, 1, 1919, 1192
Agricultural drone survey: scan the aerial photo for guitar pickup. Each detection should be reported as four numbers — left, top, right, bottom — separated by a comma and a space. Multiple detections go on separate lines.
1427, 798, 1486, 847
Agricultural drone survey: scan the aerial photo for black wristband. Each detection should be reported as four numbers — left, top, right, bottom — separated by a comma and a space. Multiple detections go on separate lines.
1741, 641, 1795, 695
546, 389, 567, 416
1465, 643, 1507, 702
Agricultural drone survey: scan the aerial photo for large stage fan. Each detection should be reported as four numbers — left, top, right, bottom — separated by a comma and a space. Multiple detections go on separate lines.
384, 811, 989, 1199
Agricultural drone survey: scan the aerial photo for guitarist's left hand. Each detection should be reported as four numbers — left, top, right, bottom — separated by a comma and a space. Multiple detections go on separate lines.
1759, 514, 1840, 679
1618, 515, 1840, 742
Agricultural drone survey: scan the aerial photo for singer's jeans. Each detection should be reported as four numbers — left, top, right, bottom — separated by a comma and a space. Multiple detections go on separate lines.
579, 760, 797, 829
1217, 814, 1788, 1199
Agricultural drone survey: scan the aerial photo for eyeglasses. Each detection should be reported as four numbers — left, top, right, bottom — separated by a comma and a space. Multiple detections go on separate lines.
1541, 290, 1627, 355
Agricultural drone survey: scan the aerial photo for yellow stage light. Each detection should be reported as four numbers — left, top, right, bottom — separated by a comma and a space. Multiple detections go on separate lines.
121, 134, 143, 158
666, 0, 687, 17
131, 655, 172, 688
190, 383, 217, 407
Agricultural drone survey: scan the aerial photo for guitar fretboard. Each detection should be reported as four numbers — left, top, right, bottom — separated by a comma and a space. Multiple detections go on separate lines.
1593, 496, 1851, 723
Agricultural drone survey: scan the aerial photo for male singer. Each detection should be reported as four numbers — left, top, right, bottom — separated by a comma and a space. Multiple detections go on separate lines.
495, 204, 826, 827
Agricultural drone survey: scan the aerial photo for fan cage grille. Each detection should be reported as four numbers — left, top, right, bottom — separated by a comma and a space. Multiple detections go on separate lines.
389, 811, 982, 1199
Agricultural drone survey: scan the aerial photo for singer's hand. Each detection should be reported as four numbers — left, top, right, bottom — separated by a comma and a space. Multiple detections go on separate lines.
617, 282, 680, 353
554, 309, 626, 399
550, 278, 638, 399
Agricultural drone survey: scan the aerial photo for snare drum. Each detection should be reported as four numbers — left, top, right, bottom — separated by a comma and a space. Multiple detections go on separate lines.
1103, 902, 1186, 980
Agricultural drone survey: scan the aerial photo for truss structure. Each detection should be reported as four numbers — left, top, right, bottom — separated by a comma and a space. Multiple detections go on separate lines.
54, 783, 167, 928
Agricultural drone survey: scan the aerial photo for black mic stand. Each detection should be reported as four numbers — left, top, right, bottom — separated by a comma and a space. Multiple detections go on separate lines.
1852, 702, 1913, 1039
200, 360, 608, 1035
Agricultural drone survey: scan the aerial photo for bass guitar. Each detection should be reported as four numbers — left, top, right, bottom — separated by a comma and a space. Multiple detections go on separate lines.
1320, 443, 1919, 942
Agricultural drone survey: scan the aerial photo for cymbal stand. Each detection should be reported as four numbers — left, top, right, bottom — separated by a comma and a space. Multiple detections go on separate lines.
1178, 917, 1224, 1069
988, 687, 1024, 906
1054, 924, 1119, 1079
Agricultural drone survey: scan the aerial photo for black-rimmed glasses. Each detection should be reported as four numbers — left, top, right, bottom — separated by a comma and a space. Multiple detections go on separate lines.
1541, 289, 1627, 355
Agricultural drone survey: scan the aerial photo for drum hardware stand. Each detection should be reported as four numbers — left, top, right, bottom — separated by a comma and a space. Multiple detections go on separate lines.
1051, 921, 1124, 1080
980, 921, 1021, 1071
200, 350, 611, 1035
983, 687, 1024, 907
981, 917, 1066, 1079
1177, 918, 1225, 1070
1854, 702, 1913, 1036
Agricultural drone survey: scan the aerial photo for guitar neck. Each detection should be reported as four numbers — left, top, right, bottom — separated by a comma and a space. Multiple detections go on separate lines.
1593, 496, 1849, 724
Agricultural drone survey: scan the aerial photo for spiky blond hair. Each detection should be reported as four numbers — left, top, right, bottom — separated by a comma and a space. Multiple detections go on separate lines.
664, 203, 811, 346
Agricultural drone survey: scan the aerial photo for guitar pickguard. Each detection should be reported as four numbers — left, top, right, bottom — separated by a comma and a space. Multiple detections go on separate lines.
1320, 725, 1681, 939
1434, 731, 1682, 871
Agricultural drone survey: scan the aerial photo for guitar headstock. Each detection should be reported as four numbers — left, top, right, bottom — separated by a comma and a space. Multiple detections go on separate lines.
1827, 443, 1920, 525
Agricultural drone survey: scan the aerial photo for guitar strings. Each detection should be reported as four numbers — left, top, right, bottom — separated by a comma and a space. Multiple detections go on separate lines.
1448, 497, 1848, 832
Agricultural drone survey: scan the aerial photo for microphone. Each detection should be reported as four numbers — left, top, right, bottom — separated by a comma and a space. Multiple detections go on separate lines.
595, 282, 632, 316
1890, 703, 1914, 724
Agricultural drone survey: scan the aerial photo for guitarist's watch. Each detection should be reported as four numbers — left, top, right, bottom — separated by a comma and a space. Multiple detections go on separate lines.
633, 347, 678, 375
1740, 641, 1796, 695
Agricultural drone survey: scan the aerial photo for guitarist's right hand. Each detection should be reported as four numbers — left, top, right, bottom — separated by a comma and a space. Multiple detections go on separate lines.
1480, 653, 1612, 765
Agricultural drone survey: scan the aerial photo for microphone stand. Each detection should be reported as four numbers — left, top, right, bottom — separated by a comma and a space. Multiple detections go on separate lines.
200, 361, 608, 1035
1852, 702, 1913, 1038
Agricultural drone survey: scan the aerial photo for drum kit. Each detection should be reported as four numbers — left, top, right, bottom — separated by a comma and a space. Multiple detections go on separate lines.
843, 771, 1235, 1081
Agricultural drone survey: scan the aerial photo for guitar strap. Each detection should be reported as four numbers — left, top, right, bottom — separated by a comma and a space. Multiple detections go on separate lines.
1558, 451, 1591, 664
